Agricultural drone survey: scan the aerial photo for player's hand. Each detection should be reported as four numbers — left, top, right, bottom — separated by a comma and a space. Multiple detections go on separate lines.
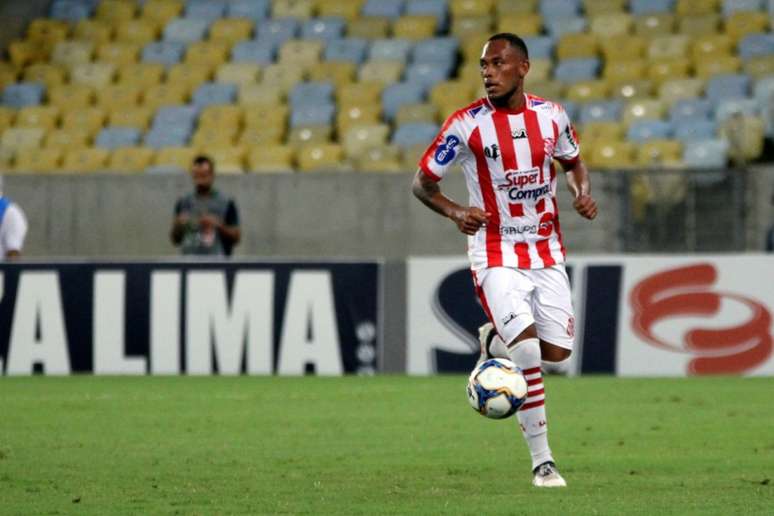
199, 214, 221, 230
573, 194, 597, 220
451, 207, 491, 235
174, 213, 190, 226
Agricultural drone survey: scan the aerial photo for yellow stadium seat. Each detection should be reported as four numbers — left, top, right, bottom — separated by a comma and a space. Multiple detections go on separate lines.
199, 105, 243, 129
358, 61, 404, 85
9, 40, 49, 67
457, 62, 483, 86
15, 106, 59, 130
337, 82, 383, 108
647, 59, 691, 86
451, 0, 494, 17
523, 80, 564, 101
393, 15, 437, 40
496, 0, 537, 13
115, 19, 158, 45
216, 63, 260, 86
96, 0, 137, 22
622, 99, 667, 126
61, 107, 107, 135
97, 84, 142, 108
589, 13, 633, 37
278, 40, 323, 67
658, 78, 705, 103
273, 0, 313, 18
566, 80, 609, 102
744, 56, 774, 80
47, 84, 95, 110
166, 63, 213, 89
724, 12, 769, 44
243, 105, 288, 130
185, 41, 230, 67
342, 124, 390, 156
634, 14, 675, 37
0, 108, 15, 134
238, 84, 283, 105
496, 13, 542, 35
116, 63, 164, 88
678, 14, 721, 36
308, 62, 355, 87
209, 18, 254, 45
247, 145, 294, 173
288, 125, 332, 145
27, 19, 69, 46
73, 19, 113, 45
51, 41, 94, 66
721, 114, 765, 163
579, 121, 625, 143
583, 0, 626, 15
296, 144, 346, 172
676, 0, 719, 16
336, 105, 382, 133
430, 81, 475, 111
529, 59, 552, 82
153, 146, 196, 171
317, 0, 363, 20
62, 148, 109, 173
259, 63, 305, 92
1, 128, 45, 151
191, 126, 239, 147
14, 147, 62, 172
599, 35, 647, 61
451, 16, 493, 39
604, 60, 646, 82
396, 103, 438, 126
108, 147, 155, 173
202, 146, 246, 174
108, 107, 154, 130
588, 141, 634, 170
695, 56, 741, 79
648, 35, 689, 60
69, 62, 116, 88
44, 129, 91, 150
557, 33, 598, 60
461, 36, 486, 63
0, 147, 13, 173
691, 34, 733, 61
23, 63, 66, 89
401, 143, 428, 171
356, 145, 403, 173
239, 126, 285, 146
141, 0, 183, 25
347, 17, 390, 39
610, 79, 654, 100
635, 139, 683, 167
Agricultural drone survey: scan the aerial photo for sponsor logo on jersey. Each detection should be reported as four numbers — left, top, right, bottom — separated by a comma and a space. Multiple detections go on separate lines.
502, 312, 517, 326
434, 134, 460, 165
511, 128, 527, 139
468, 106, 483, 117
500, 225, 538, 235
484, 143, 500, 160
564, 124, 578, 151
496, 168, 541, 190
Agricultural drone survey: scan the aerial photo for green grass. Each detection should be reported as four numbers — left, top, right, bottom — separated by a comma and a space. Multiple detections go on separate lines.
0, 376, 772, 515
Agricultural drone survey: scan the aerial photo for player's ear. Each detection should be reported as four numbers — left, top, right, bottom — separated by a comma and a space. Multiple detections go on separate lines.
518, 58, 530, 79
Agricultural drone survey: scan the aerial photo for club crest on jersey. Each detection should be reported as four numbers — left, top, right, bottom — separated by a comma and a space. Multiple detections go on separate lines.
434, 134, 460, 165
484, 143, 499, 160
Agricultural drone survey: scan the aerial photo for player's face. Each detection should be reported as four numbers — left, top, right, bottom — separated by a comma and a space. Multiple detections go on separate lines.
480, 40, 529, 101
191, 162, 214, 193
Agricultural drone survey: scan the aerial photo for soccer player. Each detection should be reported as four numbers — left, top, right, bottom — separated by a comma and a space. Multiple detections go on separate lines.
412, 33, 597, 487
0, 176, 28, 260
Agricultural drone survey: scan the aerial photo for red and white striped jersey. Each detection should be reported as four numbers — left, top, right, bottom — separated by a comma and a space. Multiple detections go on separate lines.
419, 94, 581, 271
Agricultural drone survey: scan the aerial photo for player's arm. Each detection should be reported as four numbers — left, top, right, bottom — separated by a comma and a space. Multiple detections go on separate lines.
412, 170, 490, 235
170, 200, 189, 245
216, 201, 241, 245
562, 159, 597, 220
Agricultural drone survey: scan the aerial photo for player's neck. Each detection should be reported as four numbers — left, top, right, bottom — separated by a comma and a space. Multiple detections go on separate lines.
489, 88, 526, 113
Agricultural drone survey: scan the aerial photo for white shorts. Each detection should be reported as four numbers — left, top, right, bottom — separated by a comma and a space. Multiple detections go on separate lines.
472, 265, 575, 350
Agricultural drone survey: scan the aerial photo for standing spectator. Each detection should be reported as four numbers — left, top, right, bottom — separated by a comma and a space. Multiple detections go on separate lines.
0, 176, 28, 260
170, 156, 241, 256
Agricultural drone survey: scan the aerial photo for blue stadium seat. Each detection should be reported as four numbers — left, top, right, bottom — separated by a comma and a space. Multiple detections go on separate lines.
682, 139, 729, 168
228, 0, 270, 21
560, 100, 579, 122
324, 38, 368, 64
362, 0, 405, 19
674, 119, 717, 142
369, 39, 413, 62
722, 0, 764, 17
153, 106, 199, 133
539, 0, 581, 18
231, 40, 275, 64
554, 58, 600, 83
144, 129, 190, 148
256, 18, 300, 45
406, 0, 448, 29
545, 17, 587, 37
629, 0, 674, 14
163, 18, 209, 43
382, 82, 425, 120
2, 82, 45, 108
142, 42, 185, 65
627, 120, 673, 142
714, 98, 760, 122
192, 83, 237, 107
392, 122, 439, 149
579, 100, 623, 124
405, 63, 452, 90
301, 17, 346, 42
185, 0, 227, 21
290, 103, 335, 127
669, 99, 713, 122
50, 0, 93, 21
753, 76, 774, 109
706, 74, 751, 103
738, 33, 774, 60
95, 127, 142, 149
412, 37, 458, 64
522, 37, 554, 60
289, 81, 335, 106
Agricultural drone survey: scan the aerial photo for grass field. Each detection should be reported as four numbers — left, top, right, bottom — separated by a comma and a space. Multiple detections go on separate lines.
0, 375, 772, 515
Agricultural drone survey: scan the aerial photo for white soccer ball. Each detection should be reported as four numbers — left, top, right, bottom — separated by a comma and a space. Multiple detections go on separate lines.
466, 358, 528, 419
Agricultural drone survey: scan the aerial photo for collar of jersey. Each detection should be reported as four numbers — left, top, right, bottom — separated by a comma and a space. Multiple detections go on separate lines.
484, 94, 528, 115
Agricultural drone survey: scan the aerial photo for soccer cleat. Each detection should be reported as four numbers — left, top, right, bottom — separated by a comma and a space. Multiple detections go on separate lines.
477, 322, 497, 364
532, 462, 567, 488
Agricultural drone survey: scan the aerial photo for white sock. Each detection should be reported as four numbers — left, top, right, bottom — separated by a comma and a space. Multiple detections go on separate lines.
508, 337, 554, 470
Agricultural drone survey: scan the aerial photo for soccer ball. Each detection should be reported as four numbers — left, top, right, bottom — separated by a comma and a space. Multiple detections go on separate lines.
466, 358, 528, 419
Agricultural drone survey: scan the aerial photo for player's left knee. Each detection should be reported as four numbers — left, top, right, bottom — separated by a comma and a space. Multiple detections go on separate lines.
540, 343, 572, 363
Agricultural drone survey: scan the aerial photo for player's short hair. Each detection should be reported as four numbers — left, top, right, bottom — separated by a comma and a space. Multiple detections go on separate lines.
487, 33, 529, 59
192, 155, 214, 171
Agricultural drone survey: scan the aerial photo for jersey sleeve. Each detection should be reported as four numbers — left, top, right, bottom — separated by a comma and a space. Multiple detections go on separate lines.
417, 114, 466, 182
553, 105, 581, 167
1, 204, 28, 254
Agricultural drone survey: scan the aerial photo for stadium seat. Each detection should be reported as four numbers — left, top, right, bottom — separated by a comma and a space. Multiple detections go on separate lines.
583, 0, 627, 14
412, 37, 458, 64
1, 127, 45, 152
738, 33, 774, 60
206, 146, 247, 174
678, 14, 721, 37
722, 0, 764, 16
142, 41, 185, 65
51, 41, 94, 66
540, 0, 581, 18
115, 19, 158, 46
27, 18, 69, 46
185, 0, 227, 21
359, 61, 405, 85
290, 103, 336, 127
633, 13, 675, 36
635, 139, 683, 167
395, 103, 438, 125
44, 128, 91, 150
259, 64, 305, 93
695, 56, 742, 79
62, 147, 110, 172
604, 60, 647, 82
96, 0, 136, 22
405, 63, 451, 89
289, 82, 335, 106
152, 146, 197, 172
167, 64, 213, 90
567, 81, 609, 102
627, 120, 673, 142
356, 144, 403, 172
557, 33, 598, 60
238, 84, 283, 105
98, 83, 143, 110
744, 56, 774, 79
231, 41, 275, 65
522, 37, 554, 60
692, 34, 734, 63
720, 113, 765, 162
715, 97, 759, 122
199, 105, 243, 129
95, 127, 142, 149
97, 42, 141, 66
117, 63, 165, 89
190, 81, 237, 108
648, 36, 690, 61
288, 125, 333, 145
362, 0, 405, 18
337, 81, 383, 107
706, 74, 751, 103
278, 40, 324, 68
524, 80, 565, 102
144, 128, 190, 148
393, 15, 438, 40
142, 83, 190, 110
496, 0, 537, 13
73, 19, 113, 45
22, 64, 64, 89
15, 106, 59, 130
247, 145, 294, 173
647, 59, 691, 86
579, 100, 623, 124
142, 0, 184, 25
325, 38, 369, 64
579, 121, 625, 142
587, 141, 634, 170
51, 0, 93, 22
308, 62, 356, 87
336, 105, 383, 133
61, 107, 106, 135
163, 18, 209, 43
725, 11, 769, 44
554, 59, 600, 83
669, 99, 713, 122
227, 0, 270, 21
108, 107, 154, 130
676, 0, 720, 16
215, 63, 260, 86
273, 0, 314, 18
589, 13, 633, 36
369, 39, 414, 62
296, 143, 346, 172
382, 82, 426, 120
2, 83, 45, 108
545, 17, 587, 37
301, 17, 346, 42
209, 18, 253, 45
430, 80, 474, 110
318, 0, 363, 21
185, 41, 230, 67
674, 119, 717, 142
70, 63, 116, 88
0, 108, 15, 134
496, 13, 542, 35
658, 78, 705, 103
8, 40, 49, 68
682, 139, 728, 168
392, 122, 439, 148
256, 18, 300, 45
14, 147, 62, 173
347, 17, 391, 39
107, 147, 155, 173
239, 125, 285, 146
